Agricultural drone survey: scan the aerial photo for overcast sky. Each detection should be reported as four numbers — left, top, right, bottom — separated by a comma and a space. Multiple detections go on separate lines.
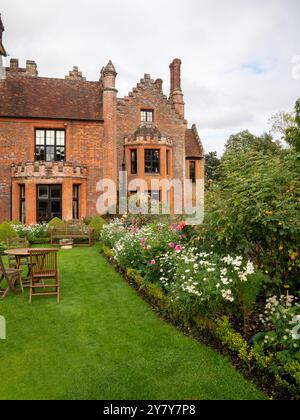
1, 0, 299, 155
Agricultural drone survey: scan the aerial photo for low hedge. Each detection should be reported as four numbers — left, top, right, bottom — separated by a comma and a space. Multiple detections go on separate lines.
29, 238, 51, 245
103, 247, 300, 400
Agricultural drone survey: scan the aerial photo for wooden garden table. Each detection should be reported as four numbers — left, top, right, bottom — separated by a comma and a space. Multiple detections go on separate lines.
4, 248, 58, 286
4, 248, 31, 269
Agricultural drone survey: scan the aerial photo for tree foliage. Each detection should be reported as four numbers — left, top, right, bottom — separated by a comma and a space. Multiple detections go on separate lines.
285, 98, 300, 152
205, 151, 220, 182
202, 111, 300, 290
224, 130, 282, 157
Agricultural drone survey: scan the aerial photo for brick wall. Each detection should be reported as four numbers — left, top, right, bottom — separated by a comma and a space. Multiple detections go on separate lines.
117, 75, 187, 185
0, 118, 104, 222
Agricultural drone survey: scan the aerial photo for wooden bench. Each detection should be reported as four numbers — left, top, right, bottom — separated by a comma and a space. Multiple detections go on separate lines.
49, 224, 94, 247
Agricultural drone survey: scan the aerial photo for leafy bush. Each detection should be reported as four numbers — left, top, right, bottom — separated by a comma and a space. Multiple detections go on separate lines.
0, 222, 18, 242
83, 217, 93, 226
48, 217, 64, 229
10, 219, 22, 225
256, 294, 300, 362
12, 224, 49, 243
89, 215, 107, 241
202, 148, 300, 290
100, 219, 128, 248
215, 317, 300, 398
0, 242, 7, 254
159, 249, 263, 323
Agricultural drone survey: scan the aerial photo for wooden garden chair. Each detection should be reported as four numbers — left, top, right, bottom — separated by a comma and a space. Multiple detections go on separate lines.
28, 249, 60, 304
0, 255, 23, 298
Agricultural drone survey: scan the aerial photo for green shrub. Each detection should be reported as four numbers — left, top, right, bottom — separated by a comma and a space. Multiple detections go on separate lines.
83, 217, 93, 226
10, 219, 22, 225
0, 242, 7, 255
103, 245, 113, 259
29, 237, 51, 245
0, 222, 18, 243
48, 217, 64, 229
203, 149, 300, 290
89, 216, 107, 241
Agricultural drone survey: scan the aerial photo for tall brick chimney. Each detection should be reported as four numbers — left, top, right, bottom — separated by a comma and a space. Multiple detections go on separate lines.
169, 58, 184, 118
102, 60, 118, 187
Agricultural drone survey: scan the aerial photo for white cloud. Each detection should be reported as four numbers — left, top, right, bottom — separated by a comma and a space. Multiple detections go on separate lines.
1, 0, 299, 155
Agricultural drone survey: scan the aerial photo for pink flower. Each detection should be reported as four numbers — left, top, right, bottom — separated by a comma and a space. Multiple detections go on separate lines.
140, 237, 146, 246
175, 245, 182, 253
169, 242, 175, 249
149, 260, 156, 265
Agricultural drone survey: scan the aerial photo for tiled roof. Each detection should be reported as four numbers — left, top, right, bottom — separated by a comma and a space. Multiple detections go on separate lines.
185, 125, 204, 158
0, 75, 103, 120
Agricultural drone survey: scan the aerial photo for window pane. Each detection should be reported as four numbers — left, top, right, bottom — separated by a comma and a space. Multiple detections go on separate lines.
73, 185, 79, 219
145, 149, 160, 174
46, 146, 55, 161
37, 201, 48, 223
147, 111, 153, 122
141, 110, 153, 122
20, 185, 25, 199
56, 131, 65, 146
131, 149, 137, 175
56, 146, 65, 161
36, 130, 45, 145
166, 150, 170, 175
141, 111, 147, 122
46, 130, 55, 145
190, 161, 196, 183
73, 185, 79, 199
35, 146, 45, 161
38, 186, 48, 199
151, 191, 160, 202
50, 186, 61, 199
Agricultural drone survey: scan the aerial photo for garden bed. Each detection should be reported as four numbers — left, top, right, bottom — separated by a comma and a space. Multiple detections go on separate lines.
100, 218, 300, 400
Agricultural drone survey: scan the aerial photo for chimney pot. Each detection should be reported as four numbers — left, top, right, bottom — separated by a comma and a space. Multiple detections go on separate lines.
10, 58, 19, 68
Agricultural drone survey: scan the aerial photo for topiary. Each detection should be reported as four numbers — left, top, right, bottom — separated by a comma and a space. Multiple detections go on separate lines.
83, 217, 93, 226
89, 215, 107, 241
48, 217, 64, 230
0, 221, 18, 243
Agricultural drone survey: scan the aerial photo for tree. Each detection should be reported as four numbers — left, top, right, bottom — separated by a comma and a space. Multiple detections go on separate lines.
205, 151, 220, 182
224, 130, 282, 156
204, 142, 300, 286
285, 98, 300, 152
269, 111, 296, 139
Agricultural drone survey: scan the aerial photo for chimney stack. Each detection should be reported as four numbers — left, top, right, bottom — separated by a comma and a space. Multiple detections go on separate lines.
155, 78, 163, 92
169, 58, 185, 118
26, 60, 38, 77
102, 60, 118, 197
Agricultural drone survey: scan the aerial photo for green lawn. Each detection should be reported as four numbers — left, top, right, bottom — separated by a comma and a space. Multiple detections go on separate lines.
0, 245, 264, 400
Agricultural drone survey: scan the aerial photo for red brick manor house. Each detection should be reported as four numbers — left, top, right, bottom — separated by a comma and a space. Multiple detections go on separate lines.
0, 15, 204, 224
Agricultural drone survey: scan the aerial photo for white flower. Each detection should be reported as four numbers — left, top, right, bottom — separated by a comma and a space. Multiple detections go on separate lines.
221, 277, 229, 285
221, 289, 234, 303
